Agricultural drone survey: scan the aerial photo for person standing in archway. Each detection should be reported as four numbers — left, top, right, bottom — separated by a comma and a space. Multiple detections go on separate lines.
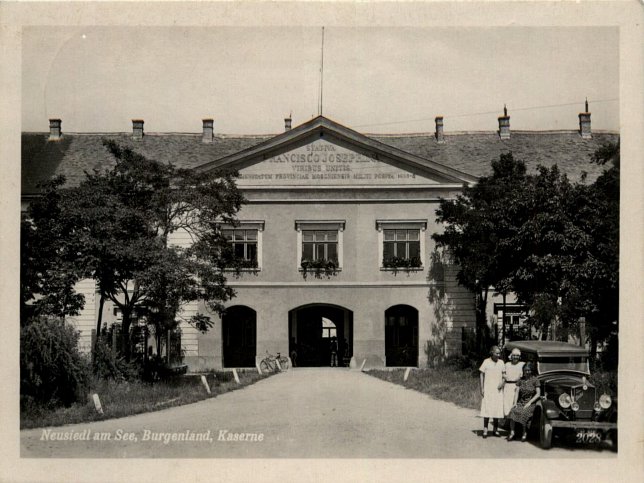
330, 336, 338, 367
342, 338, 350, 367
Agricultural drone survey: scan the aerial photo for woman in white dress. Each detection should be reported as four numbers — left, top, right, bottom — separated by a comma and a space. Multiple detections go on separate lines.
479, 345, 505, 438
503, 348, 525, 418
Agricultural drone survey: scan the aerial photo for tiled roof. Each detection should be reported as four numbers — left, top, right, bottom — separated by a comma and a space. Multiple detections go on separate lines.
374, 132, 618, 181
21, 133, 272, 195
21, 127, 618, 195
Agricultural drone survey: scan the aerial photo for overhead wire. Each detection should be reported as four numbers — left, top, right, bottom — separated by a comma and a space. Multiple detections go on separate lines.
352, 98, 619, 129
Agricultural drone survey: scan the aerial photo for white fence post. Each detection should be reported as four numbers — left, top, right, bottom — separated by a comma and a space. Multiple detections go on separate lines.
200, 375, 211, 394
92, 394, 104, 415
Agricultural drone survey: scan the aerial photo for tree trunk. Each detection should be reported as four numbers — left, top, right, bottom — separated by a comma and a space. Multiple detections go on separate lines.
501, 293, 506, 347
121, 309, 132, 361
540, 321, 550, 340
475, 288, 488, 355
156, 326, 162, 357
94, 292, 105, 352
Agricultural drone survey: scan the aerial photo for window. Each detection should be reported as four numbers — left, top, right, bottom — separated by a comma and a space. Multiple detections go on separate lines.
376, 220, 427, 270
222, 229, 258, 265
219, 221, 264, 270
321, 317, 337, 338
383, 229, 420, 262
302, 230, 338, 263
295, 220, 345, 270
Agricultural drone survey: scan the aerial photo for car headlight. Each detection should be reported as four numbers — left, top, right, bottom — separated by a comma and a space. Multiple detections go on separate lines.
599, 394, 612, 409
558, 393, 572, 408
571, 401, 580, 411
594, 402, 601, 411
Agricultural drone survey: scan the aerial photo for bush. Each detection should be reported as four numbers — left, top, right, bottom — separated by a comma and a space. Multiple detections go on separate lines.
443, 354, 480, 375
425, 340, 446, 368
93, 338, 140, 382
21, 316, 91, 407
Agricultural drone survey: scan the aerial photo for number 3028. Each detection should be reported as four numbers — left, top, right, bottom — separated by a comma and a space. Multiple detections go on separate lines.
576, 430, 601, 444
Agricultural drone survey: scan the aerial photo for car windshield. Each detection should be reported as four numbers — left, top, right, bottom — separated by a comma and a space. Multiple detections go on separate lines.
538, 356, 590, 374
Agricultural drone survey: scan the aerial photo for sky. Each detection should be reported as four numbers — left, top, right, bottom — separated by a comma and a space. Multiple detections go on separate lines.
21, 26, 619, 135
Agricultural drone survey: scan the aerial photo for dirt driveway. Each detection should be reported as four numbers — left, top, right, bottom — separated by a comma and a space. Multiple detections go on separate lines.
21, 368, 615, 458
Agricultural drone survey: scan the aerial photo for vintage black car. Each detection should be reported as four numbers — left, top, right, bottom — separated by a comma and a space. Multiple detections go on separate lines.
504, 340, 617, 449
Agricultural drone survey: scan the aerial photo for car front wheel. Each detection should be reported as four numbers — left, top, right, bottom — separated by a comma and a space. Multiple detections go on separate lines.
539, 409, 553, 449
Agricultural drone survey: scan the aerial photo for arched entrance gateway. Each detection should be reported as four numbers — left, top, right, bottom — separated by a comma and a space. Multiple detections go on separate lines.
222, 306, 257, 368
288, 304, 353, 367
385, 305, 419, 367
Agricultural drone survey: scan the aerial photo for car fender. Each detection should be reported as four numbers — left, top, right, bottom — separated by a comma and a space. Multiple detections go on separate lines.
538, 398, 560, 420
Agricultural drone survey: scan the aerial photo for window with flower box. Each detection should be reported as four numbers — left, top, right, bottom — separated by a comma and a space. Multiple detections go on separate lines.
219, 221, 264, 270
376, 220, 427, 271
295, 220, 345, 276
302, 230, 338, 263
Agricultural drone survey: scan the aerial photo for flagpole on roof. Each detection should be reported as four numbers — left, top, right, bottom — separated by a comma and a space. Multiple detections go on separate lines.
319, 26, 325, 116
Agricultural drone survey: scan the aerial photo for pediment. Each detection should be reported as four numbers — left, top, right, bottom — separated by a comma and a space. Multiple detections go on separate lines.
195, 116, 477, 187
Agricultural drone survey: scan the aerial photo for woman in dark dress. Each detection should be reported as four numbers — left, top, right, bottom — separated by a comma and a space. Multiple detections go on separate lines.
507, 363, 541, 442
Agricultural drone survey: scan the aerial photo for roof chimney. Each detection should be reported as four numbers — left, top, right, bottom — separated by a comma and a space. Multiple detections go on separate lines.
435, 116, 445, 143
284, 115, 292, 132
498, 105, 510, 139
578, 99, 591, 139
132, 119, 144, 140
48, 119, 62, 141
202, 119, 214, 143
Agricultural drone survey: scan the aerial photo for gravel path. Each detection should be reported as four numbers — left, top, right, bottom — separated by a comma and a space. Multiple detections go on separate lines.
21, 368, 615, 458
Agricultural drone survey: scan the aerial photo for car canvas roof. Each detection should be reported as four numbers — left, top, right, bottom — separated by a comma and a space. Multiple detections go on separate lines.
504, 340, 589, 357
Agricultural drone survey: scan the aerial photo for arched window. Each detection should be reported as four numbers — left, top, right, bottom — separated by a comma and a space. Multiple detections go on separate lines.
321, 317, 337, 338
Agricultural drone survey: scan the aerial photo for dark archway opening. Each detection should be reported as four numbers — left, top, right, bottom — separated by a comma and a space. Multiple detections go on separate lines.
288, 304, 353, 367
385, 305, 419, 367
222, 306, 257, 368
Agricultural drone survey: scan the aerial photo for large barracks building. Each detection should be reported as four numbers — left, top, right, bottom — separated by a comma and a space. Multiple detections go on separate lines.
21, 110, 618, 370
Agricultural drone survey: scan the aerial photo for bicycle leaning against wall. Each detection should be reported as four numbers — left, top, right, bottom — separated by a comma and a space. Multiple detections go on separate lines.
260, 351, 290, 373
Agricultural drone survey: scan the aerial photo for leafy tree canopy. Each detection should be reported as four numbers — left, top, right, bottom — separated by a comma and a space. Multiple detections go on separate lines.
433, 144, 619, 352
21, 140, 246, 361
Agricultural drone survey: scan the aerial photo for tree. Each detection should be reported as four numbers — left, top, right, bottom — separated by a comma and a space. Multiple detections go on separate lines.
434, 145, 619, 353
21, 140, 245, 362
510, 144, 618, 347
73, 141, 245, 360
509, 164, 582, 340
566, 142, 619, 358
433, 152, 528, 354
20, 177, 86, 325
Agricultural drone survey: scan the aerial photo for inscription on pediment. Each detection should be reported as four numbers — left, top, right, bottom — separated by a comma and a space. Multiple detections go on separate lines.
236, 138, 439, 186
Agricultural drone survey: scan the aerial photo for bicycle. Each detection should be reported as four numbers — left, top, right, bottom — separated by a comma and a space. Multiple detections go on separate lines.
260, 351, 290, 373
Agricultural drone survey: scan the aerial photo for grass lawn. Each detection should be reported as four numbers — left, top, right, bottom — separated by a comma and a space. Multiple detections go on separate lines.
366, 367, 482, 410
366, 367, 618, 411
21, 370, 271, 430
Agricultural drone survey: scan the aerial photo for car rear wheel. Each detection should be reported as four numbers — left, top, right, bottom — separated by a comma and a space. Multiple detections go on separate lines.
539, 409, 553, 449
